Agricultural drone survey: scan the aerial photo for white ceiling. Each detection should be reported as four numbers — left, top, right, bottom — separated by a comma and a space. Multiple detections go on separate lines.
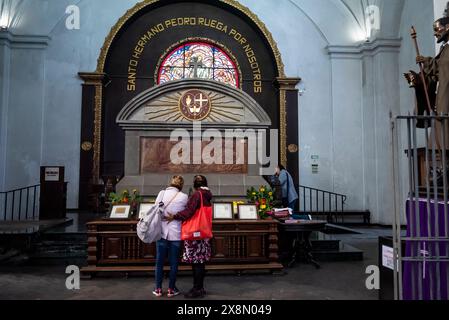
0, 0, 406, 44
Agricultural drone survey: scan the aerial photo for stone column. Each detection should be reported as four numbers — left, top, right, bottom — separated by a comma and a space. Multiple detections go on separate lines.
276, 78, 301, 188
327, 38, 401, 224
0, 30, 11, 191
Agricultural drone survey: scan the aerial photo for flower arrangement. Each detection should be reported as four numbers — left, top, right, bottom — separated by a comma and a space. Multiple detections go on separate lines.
109, 189, 142, 214
232, 201, 245, 214
246, 186, 274, 219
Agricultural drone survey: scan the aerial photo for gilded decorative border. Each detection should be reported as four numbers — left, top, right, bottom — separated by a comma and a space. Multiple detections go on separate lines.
220, 0, 285, 78
154, 37, 243, 89
277, 77, 301, 168
93, 84, 103, 183
78, 72, 105, 183
96, 0, 285, 77
96, 0, 159, 73
279, 90, 287, 167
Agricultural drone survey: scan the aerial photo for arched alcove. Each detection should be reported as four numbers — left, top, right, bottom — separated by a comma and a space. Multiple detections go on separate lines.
78, 0, 300, 208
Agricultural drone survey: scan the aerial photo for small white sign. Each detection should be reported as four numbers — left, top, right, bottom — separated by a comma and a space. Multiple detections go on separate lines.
382, 245, 396, 271
138, 203, 155, 219
45, 167, 60, 181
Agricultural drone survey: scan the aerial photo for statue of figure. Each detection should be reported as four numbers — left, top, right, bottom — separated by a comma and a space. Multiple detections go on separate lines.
404, 5, 449, 189
404, 5, 449, 143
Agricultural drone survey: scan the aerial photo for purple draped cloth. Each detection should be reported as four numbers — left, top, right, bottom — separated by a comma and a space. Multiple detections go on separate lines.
404, 199, 449, 300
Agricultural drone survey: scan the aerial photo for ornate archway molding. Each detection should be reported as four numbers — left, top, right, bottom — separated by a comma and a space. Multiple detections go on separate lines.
95, 0, 285, 77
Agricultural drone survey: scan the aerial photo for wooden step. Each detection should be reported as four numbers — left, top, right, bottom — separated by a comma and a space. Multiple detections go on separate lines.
81, 263, 284, 277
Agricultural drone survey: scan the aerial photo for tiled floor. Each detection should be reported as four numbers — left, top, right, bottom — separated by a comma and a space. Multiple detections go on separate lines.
0, 225, 391, 300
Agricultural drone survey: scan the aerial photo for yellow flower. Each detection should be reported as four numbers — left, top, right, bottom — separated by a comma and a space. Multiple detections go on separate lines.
252, 192, 256, 196
260, 205, 267, 210
268, 192, 273, 196
260, 187, 265, 192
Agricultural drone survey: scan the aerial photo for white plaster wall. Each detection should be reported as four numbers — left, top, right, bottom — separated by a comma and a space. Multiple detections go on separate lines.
362, 53, 376, 215
38, 0, 145, 208
330, 57, 364, 209
5, 46, 45, 190
0, 38, 10, 192
240, 0, 334, 191
373, 50, 400, 225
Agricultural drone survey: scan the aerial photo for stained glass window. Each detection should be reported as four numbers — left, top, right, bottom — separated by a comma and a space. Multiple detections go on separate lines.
158, 42, 239, 88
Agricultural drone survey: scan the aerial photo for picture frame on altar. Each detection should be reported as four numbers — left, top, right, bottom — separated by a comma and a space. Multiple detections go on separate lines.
138, 203, 156, 219
109, 205, 132, 219
213, 203, 234, 220
237, 204, 259, 220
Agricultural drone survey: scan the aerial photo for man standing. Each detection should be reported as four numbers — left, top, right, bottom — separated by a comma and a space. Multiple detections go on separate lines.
275, 165, 299, 211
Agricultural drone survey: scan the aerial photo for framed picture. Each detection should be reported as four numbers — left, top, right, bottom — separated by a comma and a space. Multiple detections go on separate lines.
237, 204, 259, 220
213, 203, 234, 220
109, 205, 131, 219
138, 203, 156, 219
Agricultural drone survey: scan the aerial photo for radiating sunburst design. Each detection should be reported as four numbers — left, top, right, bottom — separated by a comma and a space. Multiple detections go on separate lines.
144, 90, 245, 123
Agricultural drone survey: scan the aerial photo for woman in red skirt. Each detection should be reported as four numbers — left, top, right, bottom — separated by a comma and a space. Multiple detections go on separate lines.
165, 175, 212, 298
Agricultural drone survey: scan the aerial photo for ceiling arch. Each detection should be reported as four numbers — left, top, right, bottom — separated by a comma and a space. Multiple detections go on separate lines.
4, 0, 405, 44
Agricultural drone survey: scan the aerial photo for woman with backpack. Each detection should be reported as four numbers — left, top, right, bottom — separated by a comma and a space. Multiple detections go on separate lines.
165, 175, 213, 299
152, 175, 188, 298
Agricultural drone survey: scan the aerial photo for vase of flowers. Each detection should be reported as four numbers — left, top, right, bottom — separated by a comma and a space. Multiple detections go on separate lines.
108, 189, 142, 218
246, 186, 274, 220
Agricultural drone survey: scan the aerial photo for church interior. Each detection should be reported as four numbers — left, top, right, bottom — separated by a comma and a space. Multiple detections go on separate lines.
1, 0, 449, 302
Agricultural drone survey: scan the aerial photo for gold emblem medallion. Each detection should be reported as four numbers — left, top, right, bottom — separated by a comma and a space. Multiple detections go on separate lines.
288, 144, 299, 153
81, 141, 93, 151
179, 89, 211, 121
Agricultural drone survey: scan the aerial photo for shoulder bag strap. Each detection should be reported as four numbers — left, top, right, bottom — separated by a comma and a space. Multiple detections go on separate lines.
164, 191, 180, 210
199, 190, 204, 208
158, 191, 166, 207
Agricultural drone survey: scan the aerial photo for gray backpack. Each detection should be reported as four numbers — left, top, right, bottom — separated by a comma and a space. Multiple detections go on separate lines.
136, 191, 178, 244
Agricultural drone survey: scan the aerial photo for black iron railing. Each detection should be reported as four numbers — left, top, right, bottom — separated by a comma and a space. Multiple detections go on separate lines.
299, 185, 347, 213
0, 185, 40, 221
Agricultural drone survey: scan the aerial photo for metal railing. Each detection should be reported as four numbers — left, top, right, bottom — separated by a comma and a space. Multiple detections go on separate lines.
299, 185, 347, 213
0, 185, 40, 221
393, 114, 449, 300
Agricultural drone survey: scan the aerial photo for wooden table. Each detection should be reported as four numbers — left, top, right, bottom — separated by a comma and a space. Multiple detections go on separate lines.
81, 219, 283, 277
277, 220, 327, 269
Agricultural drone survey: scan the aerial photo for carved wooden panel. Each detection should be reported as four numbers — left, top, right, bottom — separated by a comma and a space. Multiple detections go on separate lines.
248, 235, 263, 258
87, 220, 280, 269
212, 236, 227, 258
142, 243, 156, 259
104, 237, 121, 259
